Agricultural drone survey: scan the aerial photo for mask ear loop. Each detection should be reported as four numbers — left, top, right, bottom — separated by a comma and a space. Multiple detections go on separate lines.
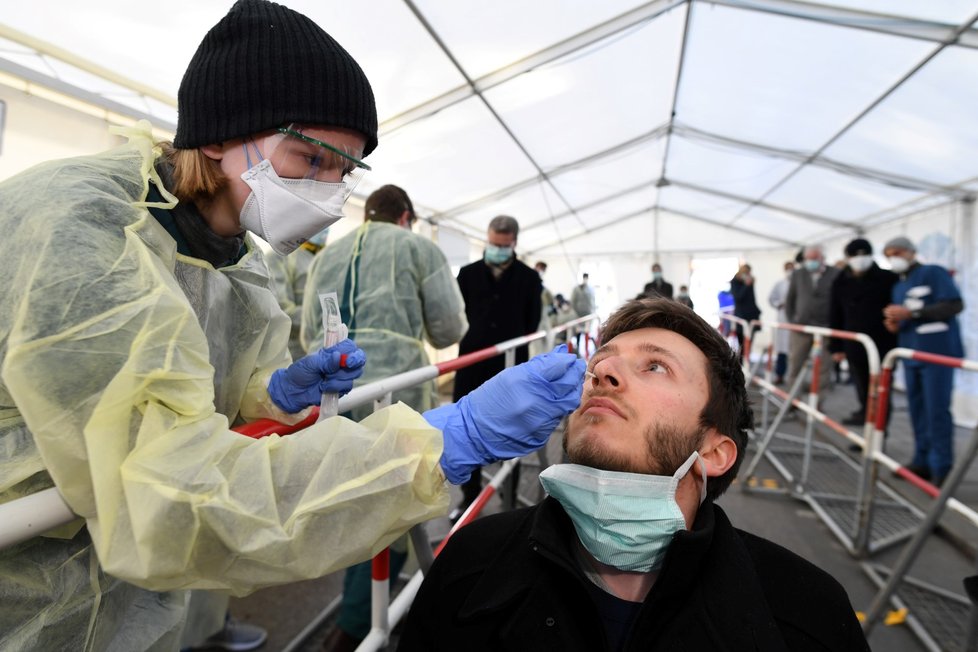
695, 454, 708, 505
242, 139, 265, 170
674, 450, 709, 505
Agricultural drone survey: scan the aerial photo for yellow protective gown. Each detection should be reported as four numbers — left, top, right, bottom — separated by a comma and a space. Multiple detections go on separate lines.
300, 221, 467, 421
0, 123, 449, 650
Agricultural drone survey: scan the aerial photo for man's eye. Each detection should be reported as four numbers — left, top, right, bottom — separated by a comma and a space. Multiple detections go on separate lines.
649, 361, 668, 374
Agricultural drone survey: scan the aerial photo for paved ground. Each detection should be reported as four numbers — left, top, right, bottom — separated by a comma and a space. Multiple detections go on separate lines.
223, 370, 978, 651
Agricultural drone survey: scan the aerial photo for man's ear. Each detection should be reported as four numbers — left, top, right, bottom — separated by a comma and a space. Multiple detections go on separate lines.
200, 143, 225, 161
699, 430, 738, 478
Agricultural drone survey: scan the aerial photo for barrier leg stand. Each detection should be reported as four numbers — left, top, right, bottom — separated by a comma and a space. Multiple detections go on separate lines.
409, 524, 434, 575
359, 549, 391, 652
852, 421, 882, 556
741, 367, 808, 486
799, 339, 823, 491
760, 385, 772, 437
504, 349, 516, 369
862, 426, 978, 637
854, 371, 887, 556
759, 345, 776, 435
966, 555, 978, 651
502, 460, 520, 511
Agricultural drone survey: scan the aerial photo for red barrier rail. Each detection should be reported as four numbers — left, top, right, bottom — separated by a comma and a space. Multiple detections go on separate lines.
235, 313, 598, 440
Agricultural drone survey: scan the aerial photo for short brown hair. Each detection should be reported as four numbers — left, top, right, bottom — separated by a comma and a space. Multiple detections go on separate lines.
365, 184, 414, 224
601, 298, 752, 500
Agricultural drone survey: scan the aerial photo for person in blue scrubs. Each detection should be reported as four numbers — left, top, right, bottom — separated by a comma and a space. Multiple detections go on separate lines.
883, 236, 964, 486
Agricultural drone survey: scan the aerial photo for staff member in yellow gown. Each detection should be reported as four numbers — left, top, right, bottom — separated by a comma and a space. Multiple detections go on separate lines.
0, 1, 584, 649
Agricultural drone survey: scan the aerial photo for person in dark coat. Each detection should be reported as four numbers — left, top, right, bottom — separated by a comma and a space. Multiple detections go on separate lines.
399, 298, 868, 652
829, 238, 898, 428
452, 215, 542, 516
642, 262, 674, 299
729, 263, 761, 360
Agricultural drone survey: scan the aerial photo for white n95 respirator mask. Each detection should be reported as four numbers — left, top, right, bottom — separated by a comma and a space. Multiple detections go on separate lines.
847, 255, 874, 273
239, 158, 346, 256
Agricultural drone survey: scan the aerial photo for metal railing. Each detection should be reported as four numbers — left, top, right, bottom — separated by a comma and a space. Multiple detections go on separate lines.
859, 348, 978, 650
723, 315, 978, 652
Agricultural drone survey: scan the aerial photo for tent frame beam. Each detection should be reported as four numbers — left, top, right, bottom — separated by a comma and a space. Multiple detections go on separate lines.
526, 203, 798, 255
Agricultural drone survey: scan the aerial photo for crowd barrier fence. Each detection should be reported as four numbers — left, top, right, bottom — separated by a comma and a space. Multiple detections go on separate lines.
721, 315, 978, 650
858, 348, 978, 650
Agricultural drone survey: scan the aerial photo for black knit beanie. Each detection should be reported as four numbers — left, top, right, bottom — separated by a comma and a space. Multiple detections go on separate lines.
173, 0, 378, 156
844, 238, 872, 257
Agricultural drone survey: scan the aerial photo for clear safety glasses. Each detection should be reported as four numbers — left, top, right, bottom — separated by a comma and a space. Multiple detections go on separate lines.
246, 124, 371, 202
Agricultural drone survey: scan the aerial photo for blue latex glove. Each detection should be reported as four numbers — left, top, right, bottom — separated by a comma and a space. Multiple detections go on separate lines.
425, 344, 586, 484
268, 339, 366, 414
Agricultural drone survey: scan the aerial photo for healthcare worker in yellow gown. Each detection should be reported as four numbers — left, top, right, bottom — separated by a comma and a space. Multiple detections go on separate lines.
0, 1, 585, 649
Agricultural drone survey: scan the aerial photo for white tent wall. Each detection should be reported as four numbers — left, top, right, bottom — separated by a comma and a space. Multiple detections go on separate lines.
0, 85, 123, 181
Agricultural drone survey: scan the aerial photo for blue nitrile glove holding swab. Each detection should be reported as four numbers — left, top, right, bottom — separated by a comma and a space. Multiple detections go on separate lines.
425, 344, 585, 484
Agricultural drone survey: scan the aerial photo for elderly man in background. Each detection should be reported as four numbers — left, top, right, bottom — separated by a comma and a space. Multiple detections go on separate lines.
452, 215, 543, 518
785, 245, 841, 403
642, 262, 674, 299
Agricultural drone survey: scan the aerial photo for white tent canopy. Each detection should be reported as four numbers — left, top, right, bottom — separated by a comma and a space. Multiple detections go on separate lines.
1, 0, 977, 258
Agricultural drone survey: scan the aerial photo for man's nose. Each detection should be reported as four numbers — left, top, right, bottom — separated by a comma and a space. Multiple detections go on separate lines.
591, 357, 621, 388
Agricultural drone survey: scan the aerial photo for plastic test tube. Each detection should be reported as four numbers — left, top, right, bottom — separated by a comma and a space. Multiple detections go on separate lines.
318, 291, 347, 421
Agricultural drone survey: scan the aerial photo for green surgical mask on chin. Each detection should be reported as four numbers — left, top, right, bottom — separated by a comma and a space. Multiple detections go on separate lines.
539, 451, 706, 573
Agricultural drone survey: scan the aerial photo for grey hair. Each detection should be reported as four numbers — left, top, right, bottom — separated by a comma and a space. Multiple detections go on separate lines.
489, 215, 519, 237
804, 244, 824, 258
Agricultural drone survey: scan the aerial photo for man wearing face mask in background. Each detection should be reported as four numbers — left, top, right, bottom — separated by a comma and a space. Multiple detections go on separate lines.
399, 298, 868, 651
785, 245, 841, 404
883, 236, 964, 486
642, 262, 674, 299
829, 239, 897, 431
452, 215, 543, 518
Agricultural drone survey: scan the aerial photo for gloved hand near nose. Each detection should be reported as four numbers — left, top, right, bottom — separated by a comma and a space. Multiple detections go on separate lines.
425, 344, 586, 484
268, 339, 367, 414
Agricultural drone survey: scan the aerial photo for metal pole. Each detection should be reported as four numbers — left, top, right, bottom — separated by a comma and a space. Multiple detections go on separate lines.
799, 335, 822, 489
408, 524, 434, 575
740, 366, 807, 483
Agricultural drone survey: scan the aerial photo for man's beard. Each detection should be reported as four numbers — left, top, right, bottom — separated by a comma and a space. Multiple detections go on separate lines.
564, 418, 706, 476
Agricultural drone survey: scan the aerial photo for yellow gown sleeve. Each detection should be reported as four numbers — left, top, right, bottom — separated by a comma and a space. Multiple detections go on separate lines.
1, 134, 448, 597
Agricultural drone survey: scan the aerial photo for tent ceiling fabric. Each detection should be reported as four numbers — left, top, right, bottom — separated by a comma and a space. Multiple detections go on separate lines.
2, 0, 977, 257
